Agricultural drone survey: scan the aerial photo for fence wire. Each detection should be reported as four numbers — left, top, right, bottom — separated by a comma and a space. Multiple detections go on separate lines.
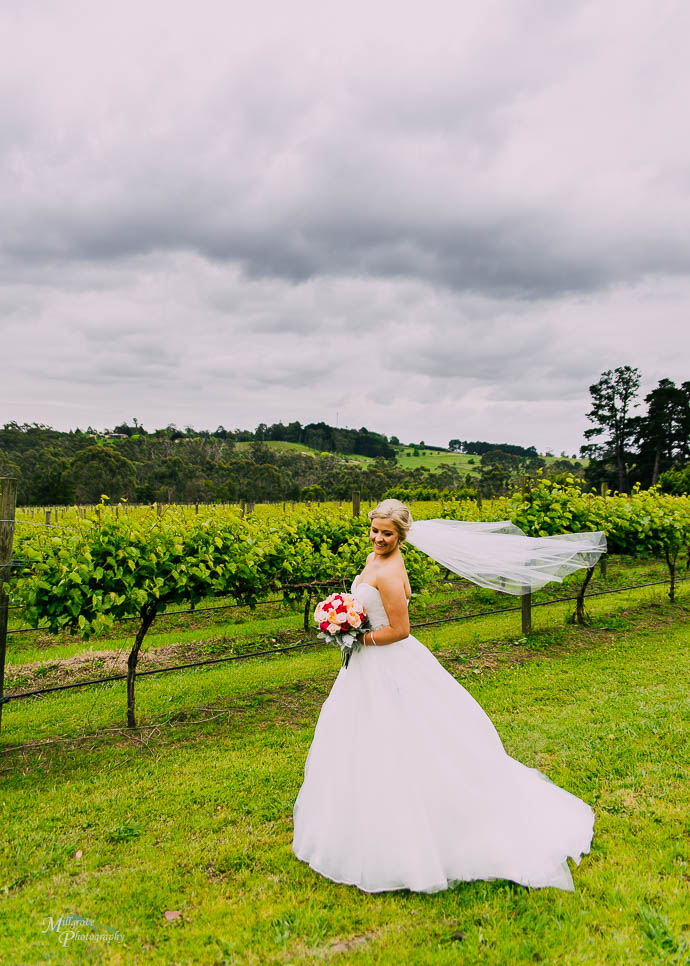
2, 573, 685, 707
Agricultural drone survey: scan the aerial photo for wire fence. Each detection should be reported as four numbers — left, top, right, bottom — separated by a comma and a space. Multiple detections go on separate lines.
4, 519, 93, 531
3, 579, 350, 636
2, 572, 685, 707
2, 486, 688, 732
3, 565, 676, 637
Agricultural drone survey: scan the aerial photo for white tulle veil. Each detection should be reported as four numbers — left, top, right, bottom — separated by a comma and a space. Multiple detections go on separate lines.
405, 519, 607, 596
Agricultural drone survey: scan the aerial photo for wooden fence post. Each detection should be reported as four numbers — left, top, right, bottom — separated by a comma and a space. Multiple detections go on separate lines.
521, 591, 532, 635
352, 490, 360, 517
0, 478, 18, 733
599, 483, 608, 577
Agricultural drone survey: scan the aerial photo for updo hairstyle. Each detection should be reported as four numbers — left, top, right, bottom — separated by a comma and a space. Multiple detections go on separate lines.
367, 499, 414, 543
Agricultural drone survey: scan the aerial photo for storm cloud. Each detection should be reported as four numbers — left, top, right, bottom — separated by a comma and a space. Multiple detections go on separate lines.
2, 0, 689, 452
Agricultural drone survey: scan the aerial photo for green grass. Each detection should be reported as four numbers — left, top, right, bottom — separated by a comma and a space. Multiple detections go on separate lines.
393, 447, 587, 473
229, 439, 581, 473
393, 448, 480, 472
1, 583, 689, 964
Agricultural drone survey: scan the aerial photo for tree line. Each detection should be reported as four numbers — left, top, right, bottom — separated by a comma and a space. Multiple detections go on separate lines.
2, 368, 688, 506
448, 440, 539, 457
0, 425, 473, 506
581, 367, 690, 493
109, 419, 396, 459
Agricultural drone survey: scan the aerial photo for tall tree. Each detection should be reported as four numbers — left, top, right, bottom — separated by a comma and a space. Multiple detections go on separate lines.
63, 445, 137, 503
636, 379, 688, 486
581, 366, 641, 493
677, 382, 690, 464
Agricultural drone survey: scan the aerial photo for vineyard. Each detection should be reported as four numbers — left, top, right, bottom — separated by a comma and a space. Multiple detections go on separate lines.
2, 479, 690, 962
2, 479, 689, 732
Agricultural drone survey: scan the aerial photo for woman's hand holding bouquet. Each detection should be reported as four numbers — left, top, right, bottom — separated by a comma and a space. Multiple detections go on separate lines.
314, 592, 370, 668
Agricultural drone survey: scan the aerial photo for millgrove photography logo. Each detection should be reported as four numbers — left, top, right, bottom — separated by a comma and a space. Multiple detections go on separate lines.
41, 914, 123, 946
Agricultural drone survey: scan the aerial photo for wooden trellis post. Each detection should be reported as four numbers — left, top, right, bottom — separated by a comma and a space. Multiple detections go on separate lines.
0, 478, 18, 733
521, 590, 532, 635
352, 490, 360, 517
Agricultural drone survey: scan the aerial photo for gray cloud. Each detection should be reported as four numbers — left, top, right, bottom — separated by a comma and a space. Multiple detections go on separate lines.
4, 1, 690, 294
2, 0, 689, 452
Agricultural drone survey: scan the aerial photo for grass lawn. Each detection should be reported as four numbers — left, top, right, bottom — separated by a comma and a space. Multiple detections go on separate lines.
393, 447, 586, 474
1, 585, 688, 964
393, 448, 480, 473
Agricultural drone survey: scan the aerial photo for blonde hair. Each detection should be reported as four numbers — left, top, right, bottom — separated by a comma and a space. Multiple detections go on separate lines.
367, 499, 413, 543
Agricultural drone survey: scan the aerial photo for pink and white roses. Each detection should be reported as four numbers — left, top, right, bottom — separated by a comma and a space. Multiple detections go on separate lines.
314, 592, 369, 668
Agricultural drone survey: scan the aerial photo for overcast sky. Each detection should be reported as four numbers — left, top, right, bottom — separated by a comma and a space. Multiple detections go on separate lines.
2, 0, 689, 454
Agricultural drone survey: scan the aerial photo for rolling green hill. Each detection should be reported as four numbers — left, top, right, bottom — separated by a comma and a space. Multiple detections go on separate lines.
234, 441, 374, 463
238, 441, 583, 474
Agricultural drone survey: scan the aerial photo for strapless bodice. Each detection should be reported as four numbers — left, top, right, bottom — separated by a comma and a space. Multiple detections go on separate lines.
350, 575, 409, 632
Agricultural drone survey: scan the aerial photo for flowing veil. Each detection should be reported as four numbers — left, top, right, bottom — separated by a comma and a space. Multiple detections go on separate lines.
405, 519, 607, 596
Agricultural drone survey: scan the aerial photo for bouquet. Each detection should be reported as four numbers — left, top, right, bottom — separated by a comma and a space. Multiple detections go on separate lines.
314, 592, 370, 668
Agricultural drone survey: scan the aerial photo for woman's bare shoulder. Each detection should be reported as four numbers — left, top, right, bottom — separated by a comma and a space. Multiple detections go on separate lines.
377, 560, 409, 594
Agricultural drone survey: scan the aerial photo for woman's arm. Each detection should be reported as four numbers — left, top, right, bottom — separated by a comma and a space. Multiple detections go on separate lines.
359, 572, 410, 647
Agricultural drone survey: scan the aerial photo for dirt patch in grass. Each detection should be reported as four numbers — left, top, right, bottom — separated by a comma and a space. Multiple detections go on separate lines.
10, 589, 685, 696
319, 931, 379, 957
6, 588, 687, 701
4, 628, 310, 694
434, 595, 689, 677
3, 593, 686, 763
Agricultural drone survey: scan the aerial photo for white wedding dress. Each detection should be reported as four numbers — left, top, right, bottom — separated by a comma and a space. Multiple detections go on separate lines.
292, 575, 595, 894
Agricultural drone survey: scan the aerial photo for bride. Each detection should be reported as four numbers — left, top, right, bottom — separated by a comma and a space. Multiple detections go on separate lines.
292, 499, 604, 894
